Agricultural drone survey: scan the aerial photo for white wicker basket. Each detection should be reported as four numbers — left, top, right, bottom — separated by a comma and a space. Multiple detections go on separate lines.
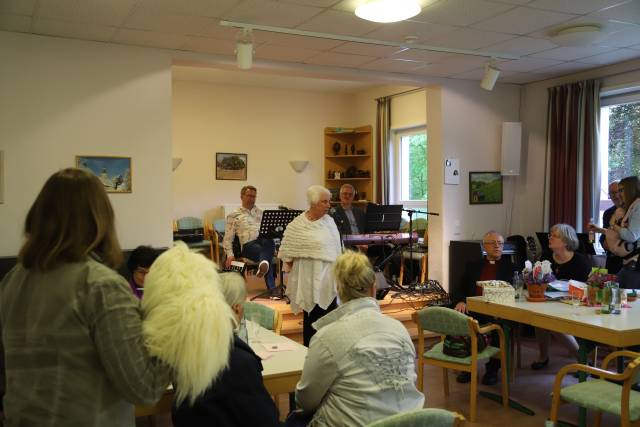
478, 280, 515, 304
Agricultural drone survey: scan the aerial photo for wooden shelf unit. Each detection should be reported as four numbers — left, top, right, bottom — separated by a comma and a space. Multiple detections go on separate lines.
324, 125, 373, 203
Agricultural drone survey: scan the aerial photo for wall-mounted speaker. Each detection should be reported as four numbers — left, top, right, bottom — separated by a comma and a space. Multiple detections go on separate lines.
501, 122, 522, 176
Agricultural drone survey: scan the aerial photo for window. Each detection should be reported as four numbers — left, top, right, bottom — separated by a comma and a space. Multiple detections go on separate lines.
597, 93, 640, 230
391, 127, 427, 219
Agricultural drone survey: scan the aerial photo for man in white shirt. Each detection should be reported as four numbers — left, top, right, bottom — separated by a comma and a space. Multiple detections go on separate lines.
223, 186, 275, 290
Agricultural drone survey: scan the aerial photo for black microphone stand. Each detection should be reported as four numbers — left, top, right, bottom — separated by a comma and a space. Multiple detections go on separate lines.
402, 208, 439, 289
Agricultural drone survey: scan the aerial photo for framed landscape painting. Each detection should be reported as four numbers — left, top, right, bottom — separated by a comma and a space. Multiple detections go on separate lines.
76, 155, 132, 193
216, 153, 247, 181
469, 171, 502, 205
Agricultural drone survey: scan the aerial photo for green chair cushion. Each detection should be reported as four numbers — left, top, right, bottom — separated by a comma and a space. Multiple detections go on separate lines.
243, 302, 275, 331
425, 341, 500, 365
560, 379, 640, 421
366, 408, 457, 427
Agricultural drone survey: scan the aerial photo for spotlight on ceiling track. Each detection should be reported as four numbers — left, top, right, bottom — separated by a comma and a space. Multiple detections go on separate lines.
355, 0, 421, 23
480, 62, 500, 91
235, 28, 253, 70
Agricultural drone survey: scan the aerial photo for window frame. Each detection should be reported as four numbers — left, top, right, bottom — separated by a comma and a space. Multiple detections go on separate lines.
390, 126, 427, 212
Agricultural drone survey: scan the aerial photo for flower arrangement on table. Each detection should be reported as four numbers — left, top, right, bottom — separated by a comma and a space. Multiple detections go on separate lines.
522, 260, 556, 301
585, 267, 617, 306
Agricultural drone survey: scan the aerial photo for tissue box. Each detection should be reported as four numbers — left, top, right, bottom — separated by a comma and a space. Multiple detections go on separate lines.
568, 280, 586, 300
478, 280, 515, 304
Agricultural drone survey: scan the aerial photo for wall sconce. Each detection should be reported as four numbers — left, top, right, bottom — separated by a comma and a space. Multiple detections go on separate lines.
289, 160, 309, 173
172, 157, 183, 171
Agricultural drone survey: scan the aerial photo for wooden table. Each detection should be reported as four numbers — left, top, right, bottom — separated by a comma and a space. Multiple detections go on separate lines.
135, 326, 307, 417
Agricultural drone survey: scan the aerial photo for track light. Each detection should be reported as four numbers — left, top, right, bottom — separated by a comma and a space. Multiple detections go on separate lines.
235, 28, 253, 70
480, 62, 500, 91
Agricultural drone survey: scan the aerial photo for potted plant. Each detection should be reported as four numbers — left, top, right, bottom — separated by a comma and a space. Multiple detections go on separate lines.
523, 260, 556, 301
585, 267, 617, 307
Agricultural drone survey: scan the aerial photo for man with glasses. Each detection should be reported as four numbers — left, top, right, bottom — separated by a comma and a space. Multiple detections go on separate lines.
601, 181, 624, 273
453, 230, 514, 386
330, 184, 366, 236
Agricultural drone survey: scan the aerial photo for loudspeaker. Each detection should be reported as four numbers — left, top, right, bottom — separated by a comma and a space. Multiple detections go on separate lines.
501, 122, 522, 176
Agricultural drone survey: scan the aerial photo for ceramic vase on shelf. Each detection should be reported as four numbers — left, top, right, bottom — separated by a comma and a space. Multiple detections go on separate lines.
527, 283, 548, 301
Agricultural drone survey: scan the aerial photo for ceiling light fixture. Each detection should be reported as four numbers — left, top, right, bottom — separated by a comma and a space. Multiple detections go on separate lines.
236, 28, 253, 69
355, 0, 421, 23
480, 62, 500, 91
220, 21, 520, 60
550, 24, 603, 47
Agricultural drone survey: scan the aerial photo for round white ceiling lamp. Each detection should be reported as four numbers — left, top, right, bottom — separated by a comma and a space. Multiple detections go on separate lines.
355, 0, 421, 23
550, 24, 603, 46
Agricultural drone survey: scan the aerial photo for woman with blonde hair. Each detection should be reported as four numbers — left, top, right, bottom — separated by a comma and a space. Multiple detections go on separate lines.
0, 168, 169, 426
291, 251, 424, 427
278, 185, 342, 346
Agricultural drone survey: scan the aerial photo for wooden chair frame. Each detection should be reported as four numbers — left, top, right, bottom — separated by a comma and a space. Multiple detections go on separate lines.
412, 311, 508, 422
550, 350, 640, 427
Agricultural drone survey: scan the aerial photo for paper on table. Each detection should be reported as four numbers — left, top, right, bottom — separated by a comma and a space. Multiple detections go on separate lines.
545, 291, 568, 300
261, 342, 297, 352
547, 280, 570, 292
255, 350, 273, 360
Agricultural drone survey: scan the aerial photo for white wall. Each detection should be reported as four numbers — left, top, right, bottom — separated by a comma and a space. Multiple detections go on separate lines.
0, 32, 173, 255
171, 80, 355, 219
517, 58, 640, 237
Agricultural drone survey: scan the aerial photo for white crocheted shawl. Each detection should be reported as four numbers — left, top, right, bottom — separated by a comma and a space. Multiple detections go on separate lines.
278, 213, 342, 263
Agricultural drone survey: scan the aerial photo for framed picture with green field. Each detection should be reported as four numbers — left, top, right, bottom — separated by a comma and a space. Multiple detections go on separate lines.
469, 171, 503, 205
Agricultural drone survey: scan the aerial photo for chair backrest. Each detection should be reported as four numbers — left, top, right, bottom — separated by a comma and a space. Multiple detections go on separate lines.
415, 306, 472, 337
176, 216, 203, 230
243, 302, 282, 335
366, 408, 465, 427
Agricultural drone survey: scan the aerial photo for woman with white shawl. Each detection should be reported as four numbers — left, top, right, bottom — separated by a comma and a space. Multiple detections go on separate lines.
278, 185, 342, 346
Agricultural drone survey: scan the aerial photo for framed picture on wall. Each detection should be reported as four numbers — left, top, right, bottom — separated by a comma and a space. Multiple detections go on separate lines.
76, 155, 132, 193
469, 171, 503, 205
216, 152, 247, 181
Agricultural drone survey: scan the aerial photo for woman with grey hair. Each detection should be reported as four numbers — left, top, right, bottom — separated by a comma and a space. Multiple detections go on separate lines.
531, 223, 591, 370
278, 185, 342, 346
291, 251, 424, 427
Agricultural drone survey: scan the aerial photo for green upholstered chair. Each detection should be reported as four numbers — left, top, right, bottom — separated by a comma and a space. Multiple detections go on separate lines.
549, 350, 640, 427
412, 306, 508, 422
366, 408, 465, 427
243, 301, 282, 335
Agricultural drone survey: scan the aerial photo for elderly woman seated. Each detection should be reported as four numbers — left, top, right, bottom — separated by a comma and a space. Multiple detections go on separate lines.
172, 272, 281, 427
292, 251, 424, 427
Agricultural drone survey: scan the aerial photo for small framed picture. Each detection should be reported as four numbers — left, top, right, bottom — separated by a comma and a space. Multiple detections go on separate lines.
216, 153, 247, 181
469, 171, 503, 205
76, 155, 132, 193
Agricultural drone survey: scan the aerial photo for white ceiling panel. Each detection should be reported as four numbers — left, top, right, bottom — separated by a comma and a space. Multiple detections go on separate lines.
471, 6, 576, 35
450, 67, 486, 80
331, 42, 406, 56
631, 43, 640, 49
136, 0, 240, 17
358, 58, 426, 72
223, 0, 323, 27
428, 27, 515, 50
496, 56, 564, 72
254, 44, 320, 62
527, 0, 628, 15
597, 25, 640, 47
298, 9, 381, 36
32, 17, 116, 41
36, 0, 137, 27
194, 19, 238, 40
588, 0, 640, 24
412, 59, 484, 76
534, 61, 599, 75
0, 0, 37, 15
484, 36, 557, 55
499, 70, 553, 83
576, 47, 640, 64
364, 20, 457, 43
282, 0, 342, 7
415, 0, 515, 26
304, 51, 376, 67
530, 44, 612, 60
123, 8, 214, 35
112, 28, 188, 49
390, 49, 454, 63
182, 35, 236, 54
254, 31, 345, 50
526, 15, 632, 40
0, 13, 30, 31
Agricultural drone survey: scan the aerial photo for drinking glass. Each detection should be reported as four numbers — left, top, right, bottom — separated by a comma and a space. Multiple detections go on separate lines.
620, 288, 628, 306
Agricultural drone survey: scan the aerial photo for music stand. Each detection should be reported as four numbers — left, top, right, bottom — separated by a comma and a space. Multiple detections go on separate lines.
365, 204, 403, 233
251, 209, 303, 301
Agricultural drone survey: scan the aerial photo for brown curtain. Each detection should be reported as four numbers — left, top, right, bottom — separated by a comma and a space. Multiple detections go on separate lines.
375, 97, 391, 204
547, 80, 600, 230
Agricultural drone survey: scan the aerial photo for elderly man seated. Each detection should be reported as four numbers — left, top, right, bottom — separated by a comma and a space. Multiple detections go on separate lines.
454, 230, 514, 386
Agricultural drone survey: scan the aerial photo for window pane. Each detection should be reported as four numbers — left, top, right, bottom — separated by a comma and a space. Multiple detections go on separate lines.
400, 132, 427, 201
608, 102, 640, 182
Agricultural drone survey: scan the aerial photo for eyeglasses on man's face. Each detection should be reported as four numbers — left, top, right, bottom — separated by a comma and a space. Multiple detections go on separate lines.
483, 240, 504, 247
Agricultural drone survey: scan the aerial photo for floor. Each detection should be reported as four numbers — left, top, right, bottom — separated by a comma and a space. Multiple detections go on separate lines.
138, 337, 620, 427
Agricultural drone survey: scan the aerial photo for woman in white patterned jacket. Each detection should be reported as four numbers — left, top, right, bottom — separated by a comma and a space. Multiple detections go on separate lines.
278, 185, 342, 346
292, 250, 425, 427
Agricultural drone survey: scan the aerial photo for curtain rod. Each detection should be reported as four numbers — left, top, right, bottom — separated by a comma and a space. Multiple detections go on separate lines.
376, 87, 425, 101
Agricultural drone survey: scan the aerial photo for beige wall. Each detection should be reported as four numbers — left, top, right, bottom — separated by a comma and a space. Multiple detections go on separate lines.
0, 32, 173, 256
171, 80, 355, 219
517, 58, 640, 237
